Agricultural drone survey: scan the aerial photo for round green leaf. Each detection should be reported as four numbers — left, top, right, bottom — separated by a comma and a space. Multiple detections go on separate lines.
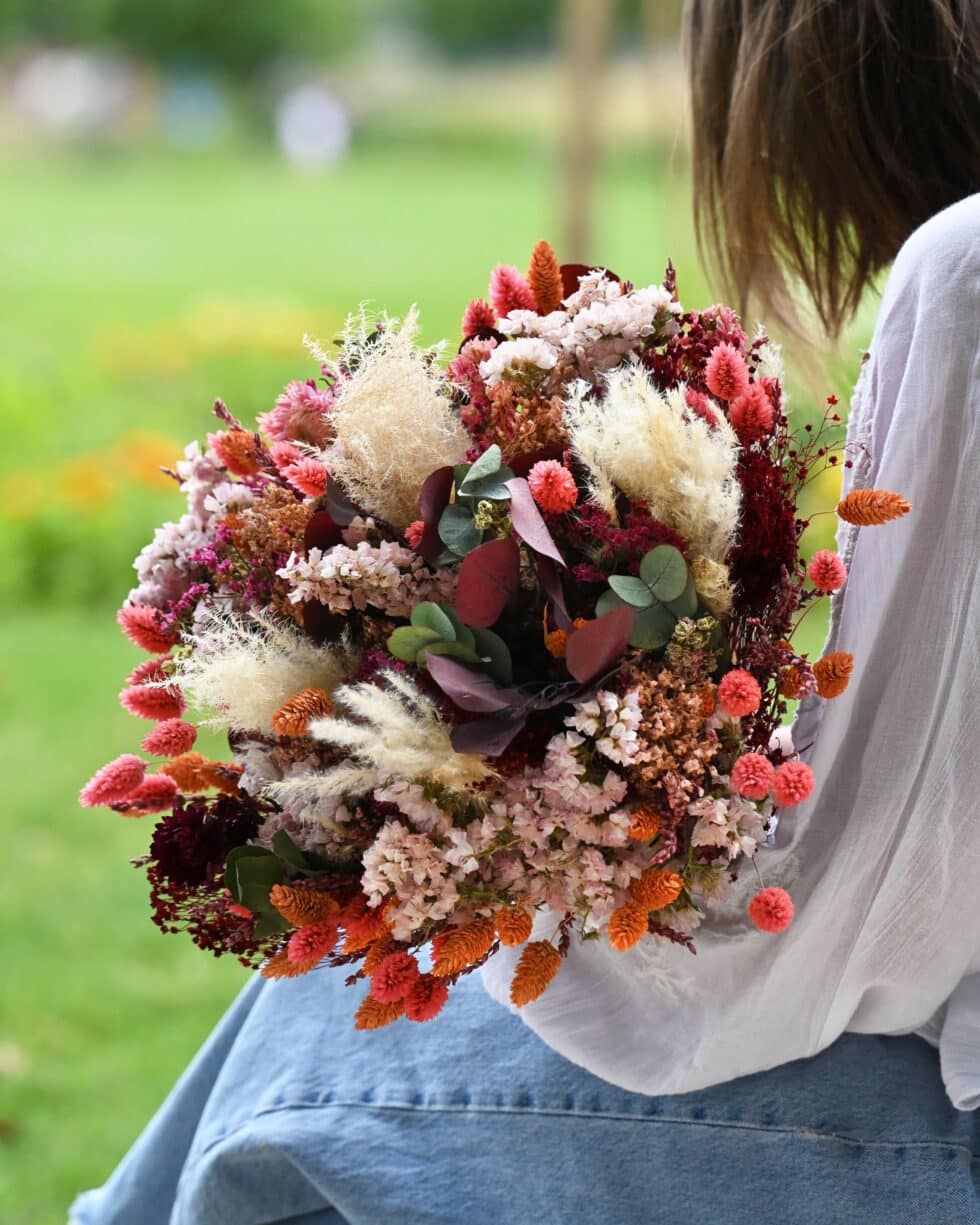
595, 588, 627, 617
608, 574, 655, 608
459, 443, 503, 490
412, 601, 457, 641
665, 571, 698, 618
629, 602, 677, 650
438, 504, 484, 556
419, 640, 484, 667
639, 545, 688, 602
387, 625, 442, 662
439, 605, 476, 650
470, 625, 513, 684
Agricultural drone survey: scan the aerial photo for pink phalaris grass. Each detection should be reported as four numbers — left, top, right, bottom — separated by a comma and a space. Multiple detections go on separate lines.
141, 719, 197, 757
283, 458, 328, 498
462, 297, 497, 337
80, 754, 146, 807
748, 886, 794, 932
404, 972, 449, 1022
728, 382, 774, 443
287, 918, 339, 964
730, 752, 776, 800
120, 683, 186, 722
773, 760, 815, 807
527, 460, 577, 513
126, 655, 171, 687
717, 668, 762, 717
704, 342, 750, 402
489, 264, 536, 316
369, 950, 421, 1003
807, 549, 847, 592
117, 604, 177, 653
404, 520, 425, 548
111, 772, 179, 815
685, 387, 719, 428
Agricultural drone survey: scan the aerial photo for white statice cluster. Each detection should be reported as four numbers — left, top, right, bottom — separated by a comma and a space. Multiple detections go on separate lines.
688, 794, 772, 861
565, 688, 642, 766
477, 336, 558, 386
360, 820, 461, 940
278, 539, 454, 619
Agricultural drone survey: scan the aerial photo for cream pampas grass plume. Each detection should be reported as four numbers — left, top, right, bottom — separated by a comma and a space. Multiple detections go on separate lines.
172, 611, 353, 735
327, 309, 470, 528
566, 365, 742, 565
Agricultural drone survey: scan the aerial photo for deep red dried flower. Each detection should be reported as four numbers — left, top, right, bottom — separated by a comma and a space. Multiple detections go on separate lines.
404, 973, 449, 1022
287, 918, 339, 965
369, 950, 421, 1002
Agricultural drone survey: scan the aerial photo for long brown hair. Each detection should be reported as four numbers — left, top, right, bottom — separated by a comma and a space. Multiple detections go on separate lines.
684, 0, 980, 338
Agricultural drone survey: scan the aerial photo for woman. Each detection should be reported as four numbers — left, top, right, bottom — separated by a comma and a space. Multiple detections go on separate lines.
72, 3, 980, 1222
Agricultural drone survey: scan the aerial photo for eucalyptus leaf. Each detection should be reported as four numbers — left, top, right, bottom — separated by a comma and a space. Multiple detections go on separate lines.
438, 504, 483, 556
387, 625, 442, 662
639, 545, 688, 602
629, 602, 677, 650
456, 474, 512, 501
608, 574, 656, 608
459, 443, 503, 489
595, 588, 627, 617
665, 571, 698, 618
254, 910, 292, 939
419, 641, 485, 667
439, 605, 476, 650
470, 625, 513, 684
411, 601, 457, 641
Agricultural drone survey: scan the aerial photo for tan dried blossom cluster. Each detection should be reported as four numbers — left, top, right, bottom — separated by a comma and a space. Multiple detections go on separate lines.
225, 484, 313, 619
485, 382, 570, 461
627, 667, 720, 804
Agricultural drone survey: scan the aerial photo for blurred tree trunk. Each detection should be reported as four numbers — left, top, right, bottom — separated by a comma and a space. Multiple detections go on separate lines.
560, 0, 614, 262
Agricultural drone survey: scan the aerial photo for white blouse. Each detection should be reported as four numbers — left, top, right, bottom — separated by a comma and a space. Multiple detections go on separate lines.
482, 194, 980, 1110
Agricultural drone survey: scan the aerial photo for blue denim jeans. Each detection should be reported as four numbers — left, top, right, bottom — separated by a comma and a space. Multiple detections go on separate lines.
71, 968, 980, 1225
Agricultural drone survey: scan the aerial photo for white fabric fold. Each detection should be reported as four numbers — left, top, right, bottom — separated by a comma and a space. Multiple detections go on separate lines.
482, 193, 980, 1109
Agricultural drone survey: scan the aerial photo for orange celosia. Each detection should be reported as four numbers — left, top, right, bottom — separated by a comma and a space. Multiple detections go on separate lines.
629, 868, 684, 911
260, 948, 318, 980
432, 917, 497, 977
608, 903, 649, 952
510, 940, 562, 1007
341, 895, 392, 953
197, 761, 243, 795
157, 752, 208, 791
210, 428, 263, 478
269, 882, 340, 928
544, 628, 568, 658
362, 936, 396, 975
353, 994, 405, 1030
836, 489, 911, 526
528, 239, 564, 314
271, 687, 333, 737
627, 805, 661, 841
495, 907, 533, 947
813, 651, 854, 699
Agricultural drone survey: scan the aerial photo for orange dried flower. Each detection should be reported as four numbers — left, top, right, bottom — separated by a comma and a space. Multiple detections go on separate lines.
627, 805, 661, 840
260, 948, 318, 980
495, 907, 533, 947
157, 751, 208, 791
837, 489, 911, 526
813, 651, 854, 699
431, 917, 497, 977
528, 239, 564, 314
779, 663, 808, 700
362, 936, 396, 975
271, 687, 333, 737
697, 684, 717, 719
210, 428, 263, 478
197, 761, 243, 795
630, 868, 684, 911
510, 940, 562, 1007
608, 903, 649, 952
353, 994, 405, 1030
269, 882, 340, 928
544, 628, 568, 658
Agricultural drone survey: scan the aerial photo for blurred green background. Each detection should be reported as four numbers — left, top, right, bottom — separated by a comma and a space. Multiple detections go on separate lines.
0, 3, 870, 1221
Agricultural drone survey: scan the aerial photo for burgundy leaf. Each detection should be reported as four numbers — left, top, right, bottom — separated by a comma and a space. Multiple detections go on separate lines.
417, 465, 456, 563
559, 263, 622, 302
303, 510, 342, 554
565, 605, 635, 685
536, 555, 572, 631
454, 537, 520, 628
509, 446, 566, 478
504, 477, 565, 566
302, 600, 345, 646
451, 714, 528, 756
326, 479, 360, 528
425, 654, 517, 713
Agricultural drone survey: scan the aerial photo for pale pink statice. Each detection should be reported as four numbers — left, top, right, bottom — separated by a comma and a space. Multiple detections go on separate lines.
478, 337, 558, 387
688, 793, 770, 860
176, 440, 225, 520
361, 820, 460, 940
565, 688, 642, 766
496, 308, 569, 346
277, 540, 455, 618
258, 378, 334, 447
374, 781, 452, 837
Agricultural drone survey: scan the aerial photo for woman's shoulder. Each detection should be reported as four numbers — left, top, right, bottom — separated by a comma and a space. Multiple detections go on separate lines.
886, 193, 980, 304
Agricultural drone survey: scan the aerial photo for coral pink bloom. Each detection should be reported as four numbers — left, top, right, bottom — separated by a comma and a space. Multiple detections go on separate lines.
287, 918, 339, 965
283, 459, 328, 499
404, 520, 425, 548
404, 972, 450, 1022
80, 753, 146, 807
113, 772, 179, 815
126, 655, 171, 687
527, 460, 578, 513
462, 297, 497, 337
717, 668, 762, 717
120, 683, 186, 722
774, 760, 815, 807
370, 951, 421, 1003
704, 342, 750, 402
142, 719, 197, 757
748, 886, 794, 932
489, 264, 536, 317
117, 604, 177, 653
807, 549, 848, 592
729, 382, 775, 443
730, 753, 776, 800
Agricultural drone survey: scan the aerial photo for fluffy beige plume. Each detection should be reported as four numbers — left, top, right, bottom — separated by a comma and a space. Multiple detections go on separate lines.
173, 612, 354, 734
690, 555, 733, 616
327, 308, 470, 529
566, 366, 741, 563
293, 671, 495, 802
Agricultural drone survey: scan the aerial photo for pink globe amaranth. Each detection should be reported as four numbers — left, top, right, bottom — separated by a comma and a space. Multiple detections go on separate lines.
730, 752, 776, 800
369, 951, 421, 1003
773, 760, 815, 807
748, 887, 794, 932
807, 549, 848, 592
704, 342, 750, 402
287, 918, 339, 965
527, 460, 578, 513
717, 668, 762, 717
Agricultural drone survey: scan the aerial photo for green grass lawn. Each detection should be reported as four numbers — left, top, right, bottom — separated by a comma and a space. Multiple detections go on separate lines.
0, 134, 857, 1224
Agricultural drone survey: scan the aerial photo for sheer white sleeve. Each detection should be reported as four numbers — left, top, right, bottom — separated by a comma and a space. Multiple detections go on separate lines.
481, 194, 980, 1108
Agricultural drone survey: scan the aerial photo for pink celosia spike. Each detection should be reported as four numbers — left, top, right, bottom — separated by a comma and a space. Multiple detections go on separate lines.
111, 772, 179, 815
488, 264, 537, 317
462, 298, 497, 338
117, 604, 177, 653
80, 753, 146, 807
119, 683, 186, 722
141, 718, 197, 757
283, 458, 328, 499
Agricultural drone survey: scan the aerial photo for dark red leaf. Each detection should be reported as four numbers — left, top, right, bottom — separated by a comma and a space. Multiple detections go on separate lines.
505, 478, 565, 566
454, 537, 520, 628
559, 263, 622, 302
325, 479, 360, 528
565, 605, 634, 685
451, 714, 528, 756
302, 600, 345, 646
303, 510, 342, 554
457, 325, 507, 352
425, 654, 517, 713
536, 555, 572, 630
417, 465, 456, 563
509, 446, 566, 478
